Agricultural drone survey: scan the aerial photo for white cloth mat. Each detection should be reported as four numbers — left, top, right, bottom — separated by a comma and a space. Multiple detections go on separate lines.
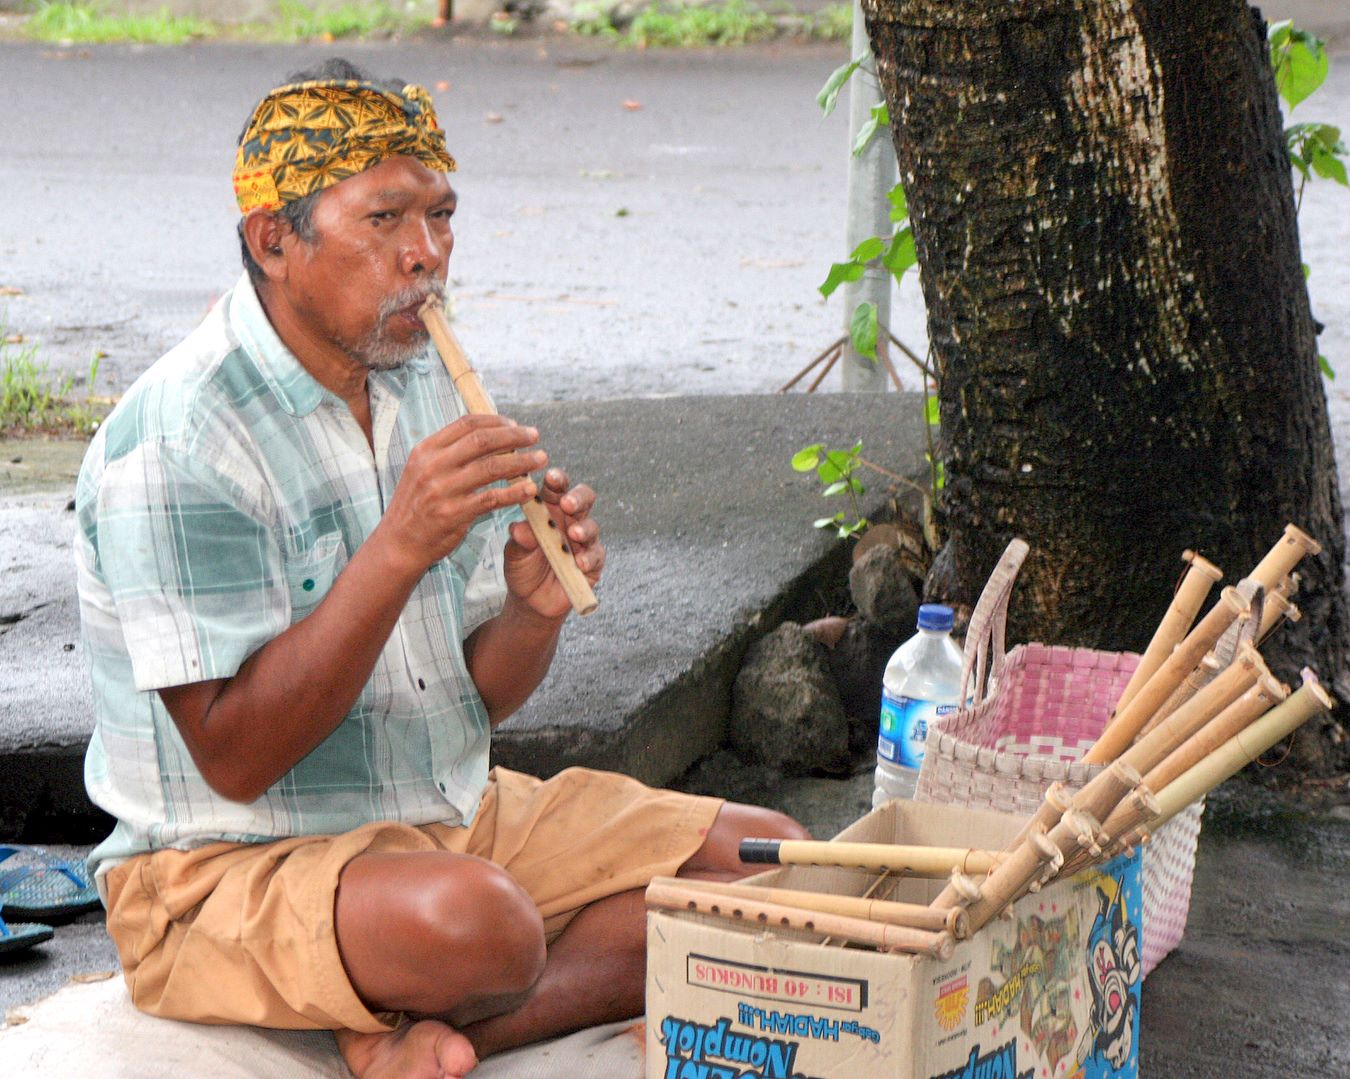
0, 976, 645, 1079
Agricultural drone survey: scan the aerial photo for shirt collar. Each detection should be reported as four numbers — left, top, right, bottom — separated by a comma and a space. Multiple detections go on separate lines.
226, 272, 434, 417
227, 272, 326, 417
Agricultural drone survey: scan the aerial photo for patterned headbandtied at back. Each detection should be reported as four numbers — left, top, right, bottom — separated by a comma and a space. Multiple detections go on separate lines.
233, 78, 456, 215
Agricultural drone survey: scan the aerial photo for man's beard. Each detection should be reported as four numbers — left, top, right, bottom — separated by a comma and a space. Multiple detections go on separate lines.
342, 282, 445, 371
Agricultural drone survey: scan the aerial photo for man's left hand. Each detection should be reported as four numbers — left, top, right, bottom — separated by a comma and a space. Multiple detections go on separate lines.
504, 468, 605, 620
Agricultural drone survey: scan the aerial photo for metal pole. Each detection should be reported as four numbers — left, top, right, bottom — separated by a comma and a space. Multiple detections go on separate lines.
840, 0, 896, 392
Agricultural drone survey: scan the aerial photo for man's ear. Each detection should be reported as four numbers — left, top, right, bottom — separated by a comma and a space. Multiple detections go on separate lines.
242, 209, 291, 283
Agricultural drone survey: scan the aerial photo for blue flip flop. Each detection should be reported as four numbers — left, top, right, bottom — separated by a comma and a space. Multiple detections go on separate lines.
0, 846, 101, 924
0, 905, 54, 957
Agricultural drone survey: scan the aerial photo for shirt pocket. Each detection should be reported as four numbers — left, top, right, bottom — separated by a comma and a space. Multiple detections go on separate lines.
284, 531, 347, 623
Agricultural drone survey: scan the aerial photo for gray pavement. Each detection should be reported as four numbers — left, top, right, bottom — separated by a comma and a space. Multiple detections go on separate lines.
3, 23, 1350, 1079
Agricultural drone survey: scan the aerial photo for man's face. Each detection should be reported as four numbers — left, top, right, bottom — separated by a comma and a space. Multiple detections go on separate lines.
281, 155, 457, 371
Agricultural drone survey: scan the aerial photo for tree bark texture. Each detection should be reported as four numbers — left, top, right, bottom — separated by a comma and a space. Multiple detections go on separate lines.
861, 0, 1348, 771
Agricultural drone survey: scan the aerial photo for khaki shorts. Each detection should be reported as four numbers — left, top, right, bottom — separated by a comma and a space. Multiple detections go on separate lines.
103, 766, 723, 1033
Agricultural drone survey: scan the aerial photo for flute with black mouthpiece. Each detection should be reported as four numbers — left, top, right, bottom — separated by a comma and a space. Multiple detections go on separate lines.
419, 297, 599, 617
739, 838, 1000, 876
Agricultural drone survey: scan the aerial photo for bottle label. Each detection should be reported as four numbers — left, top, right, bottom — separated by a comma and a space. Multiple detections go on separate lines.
878, 693, 958, 770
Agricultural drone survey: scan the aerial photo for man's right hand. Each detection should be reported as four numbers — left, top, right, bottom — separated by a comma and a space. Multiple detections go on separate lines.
380, 414, 547, 573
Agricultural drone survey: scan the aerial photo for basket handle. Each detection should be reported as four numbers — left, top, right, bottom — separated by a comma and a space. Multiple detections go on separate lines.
960, 538, 1030, 706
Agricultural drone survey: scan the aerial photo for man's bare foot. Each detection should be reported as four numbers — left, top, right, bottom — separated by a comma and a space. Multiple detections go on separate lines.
336, 1020, 478, 1079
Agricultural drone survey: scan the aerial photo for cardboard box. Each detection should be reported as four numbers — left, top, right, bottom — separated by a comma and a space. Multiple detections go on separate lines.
646, 801, 1141, 1079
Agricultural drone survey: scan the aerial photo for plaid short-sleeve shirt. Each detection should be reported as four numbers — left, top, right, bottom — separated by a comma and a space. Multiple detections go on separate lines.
76, 274, 520, 880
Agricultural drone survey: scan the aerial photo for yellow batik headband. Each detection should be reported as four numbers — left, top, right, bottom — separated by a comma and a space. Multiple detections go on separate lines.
233, 78, 456, 214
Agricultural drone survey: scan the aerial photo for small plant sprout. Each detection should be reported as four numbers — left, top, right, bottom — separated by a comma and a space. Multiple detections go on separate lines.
792, 441, 869, 540
1268, 19, 1346, 381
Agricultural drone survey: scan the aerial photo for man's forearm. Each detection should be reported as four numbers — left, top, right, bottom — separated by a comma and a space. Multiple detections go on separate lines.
464, 596, 566, 725
160, 522, 425, 802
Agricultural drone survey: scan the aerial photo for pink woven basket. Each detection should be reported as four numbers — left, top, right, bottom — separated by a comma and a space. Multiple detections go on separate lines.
914, 540, 1204, 977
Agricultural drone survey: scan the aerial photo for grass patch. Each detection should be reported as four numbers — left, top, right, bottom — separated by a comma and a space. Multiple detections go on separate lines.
570, 0, 849, 47
24, 1, 212, 44
264, 0, 418, 41
0, 330, 108, 438
628, 0, 774, 46
17, 0, 845, 47
804, 2, 850, 42
21, 0, 428, 44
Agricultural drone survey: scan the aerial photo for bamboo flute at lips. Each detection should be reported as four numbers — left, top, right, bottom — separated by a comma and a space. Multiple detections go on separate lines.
418, 298, 599, 617
925, 524, 1328, 930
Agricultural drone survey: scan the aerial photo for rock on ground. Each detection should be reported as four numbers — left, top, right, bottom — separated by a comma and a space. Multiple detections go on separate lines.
730, 622, 850, 776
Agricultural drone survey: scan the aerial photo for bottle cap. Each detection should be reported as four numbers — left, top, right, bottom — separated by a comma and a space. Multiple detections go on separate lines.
916, 603, 954, 632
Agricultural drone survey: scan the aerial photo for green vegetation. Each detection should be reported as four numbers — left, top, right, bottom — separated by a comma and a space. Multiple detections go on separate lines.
1267, 20, 1347, 381
0, 329, 107, 437
802, 3, 849, 42
21, 0, 424, 44
570, 0, 850, 47
265, 0, 415, 41
24, 1, 211, 44
17, 0, 849, 46
628, 0, 774, 47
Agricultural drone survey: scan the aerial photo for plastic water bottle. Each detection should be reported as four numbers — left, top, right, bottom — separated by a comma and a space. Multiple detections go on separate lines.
873, 603, 965, 808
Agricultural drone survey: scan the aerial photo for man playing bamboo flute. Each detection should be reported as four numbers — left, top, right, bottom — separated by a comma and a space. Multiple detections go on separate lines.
74, 59, 807, 1079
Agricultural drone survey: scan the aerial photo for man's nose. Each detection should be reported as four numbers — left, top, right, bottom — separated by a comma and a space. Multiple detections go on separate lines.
401, 220, 448, 277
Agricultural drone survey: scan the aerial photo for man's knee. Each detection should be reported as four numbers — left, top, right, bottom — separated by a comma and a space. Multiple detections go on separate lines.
337, 851, 547, 1012
413, 859, 548, 995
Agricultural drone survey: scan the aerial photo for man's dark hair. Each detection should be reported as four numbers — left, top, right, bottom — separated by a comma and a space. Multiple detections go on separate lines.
236, 59, 405, 287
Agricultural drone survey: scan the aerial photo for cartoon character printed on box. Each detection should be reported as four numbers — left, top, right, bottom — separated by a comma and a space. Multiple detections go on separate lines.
1075, 885, 1141, 1074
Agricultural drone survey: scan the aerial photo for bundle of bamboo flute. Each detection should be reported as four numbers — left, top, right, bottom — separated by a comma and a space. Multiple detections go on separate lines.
645, 524, 1336, 953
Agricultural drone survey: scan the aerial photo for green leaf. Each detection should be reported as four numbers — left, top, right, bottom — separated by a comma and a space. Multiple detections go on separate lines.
933, 458, 945, 491
791, 445, 823, 471
816, 57, 864, 118
851, 102, 890, 156
1310, 143, 1349, 185
924, 393, 940, 426
1303, 263, 1312, 280
852, 116, 880, 157
887, 182, 908, 223
1277, 30, 1328, 109
824, 448, 855, 471
882, 227, 917, 280
850, 236, 885, 262
1267, 19, 1293, 50
818, 259, 865, 299
1313, 123, 1343, 148
850, 301, 878, 361
822, 480, 849, 497
817, 458, 843, 484
1319, 354, 1335, 379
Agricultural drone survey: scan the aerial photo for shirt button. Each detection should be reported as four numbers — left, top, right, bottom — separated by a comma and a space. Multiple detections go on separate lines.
437, 781, 447, 793
417, 678, 426, 690
302, 579, 315, 591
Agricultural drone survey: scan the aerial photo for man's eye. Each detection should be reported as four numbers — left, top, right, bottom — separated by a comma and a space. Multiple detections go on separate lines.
371, 211, 397, 224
